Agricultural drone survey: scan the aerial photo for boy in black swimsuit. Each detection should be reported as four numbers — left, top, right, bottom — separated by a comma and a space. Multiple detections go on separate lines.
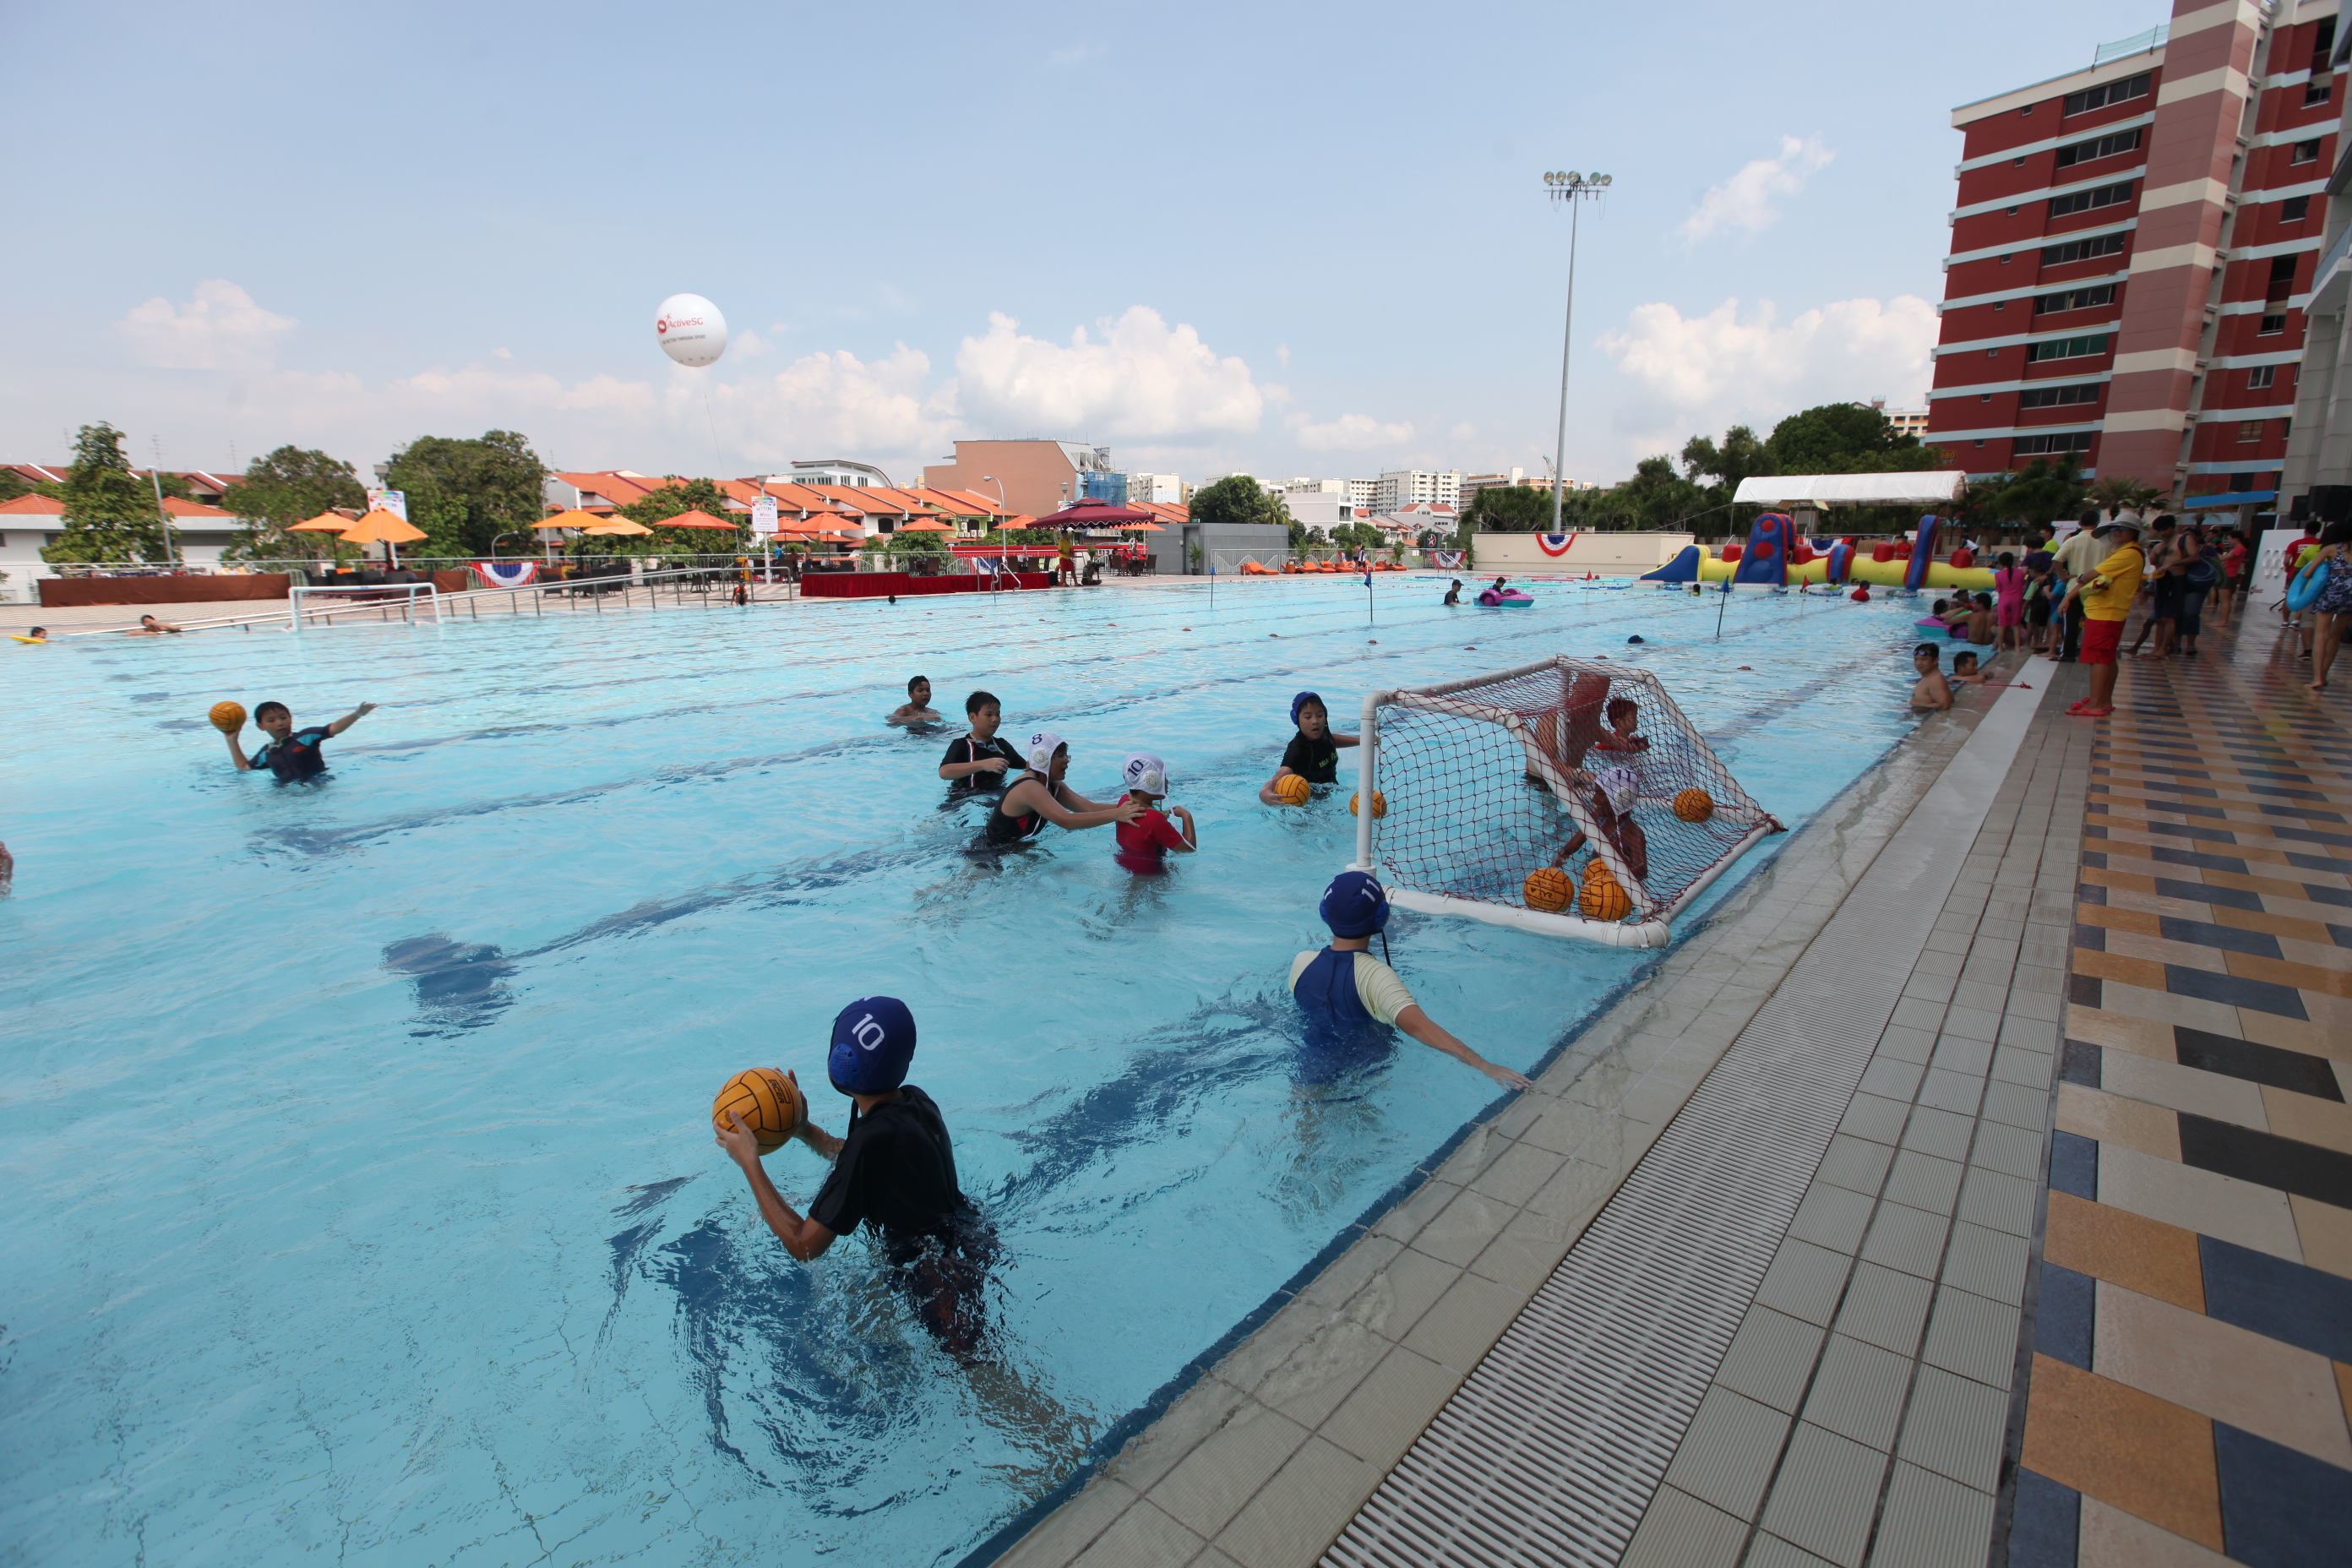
1260, 690, 1359, 804
714, 997, 995, 1358
225, 699, 376, 780
938, 689, 1023, 789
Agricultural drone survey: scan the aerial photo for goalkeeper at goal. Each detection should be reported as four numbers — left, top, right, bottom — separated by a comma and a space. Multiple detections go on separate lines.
1288, 872, 1533, 1092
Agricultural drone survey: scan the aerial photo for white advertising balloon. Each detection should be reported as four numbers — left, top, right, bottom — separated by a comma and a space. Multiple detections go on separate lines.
654, 293, 728, 368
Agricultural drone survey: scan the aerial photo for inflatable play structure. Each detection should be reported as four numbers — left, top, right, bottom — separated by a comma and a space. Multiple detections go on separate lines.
1641, 513, 1998, 593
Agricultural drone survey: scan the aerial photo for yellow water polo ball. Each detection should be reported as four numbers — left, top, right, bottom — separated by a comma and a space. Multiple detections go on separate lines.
1579, 875, 1633, 922
209, 701, 248, 733
1524, 867, 1574, 912
1674, 788, 1715, 823
1350, 790, 1387, 819
711, 1067, 805, 1156
1274, 775, 1311, 806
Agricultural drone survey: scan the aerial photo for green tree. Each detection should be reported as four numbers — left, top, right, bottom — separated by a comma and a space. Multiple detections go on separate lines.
0, 468, 45, 504
220, 445, 368, 563
1764, 403, 1941, 476
1190, 474, 1284, 531
1460, 484, 1557, 533
41, 422, 168, 565
618, 475, 750, 557
1963, 457, 2088, 533
1680, 424, 1773, 491
384, 430, 547, 558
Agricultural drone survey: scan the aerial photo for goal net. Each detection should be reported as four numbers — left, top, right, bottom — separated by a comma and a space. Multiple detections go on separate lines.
1353, 656, 1779, 947
288, 582, 438, 630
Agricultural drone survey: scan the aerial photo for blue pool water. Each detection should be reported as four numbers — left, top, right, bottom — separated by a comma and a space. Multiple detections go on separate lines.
3, 578, 1934, 1566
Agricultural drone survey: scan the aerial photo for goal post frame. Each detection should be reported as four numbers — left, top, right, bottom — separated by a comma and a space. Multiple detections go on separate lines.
1349, 656, 1778, 950
288, 582, 438, 631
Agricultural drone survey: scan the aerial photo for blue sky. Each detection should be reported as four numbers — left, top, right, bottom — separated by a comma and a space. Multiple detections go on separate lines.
2, 0, 2168, 488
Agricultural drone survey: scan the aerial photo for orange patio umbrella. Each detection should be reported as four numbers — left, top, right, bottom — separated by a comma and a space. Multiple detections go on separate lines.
338, 507, 427, 568
655, 509, 741, 531
291, 509, 357, 533
537, 508, 603, 532
895, 516, 956, 532
579, 517, 654, 536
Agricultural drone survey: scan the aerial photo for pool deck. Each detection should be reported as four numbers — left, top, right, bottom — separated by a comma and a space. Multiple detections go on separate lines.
986, 609, 2352, 1568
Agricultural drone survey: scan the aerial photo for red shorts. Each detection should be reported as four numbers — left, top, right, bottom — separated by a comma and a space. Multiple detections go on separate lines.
2081, 618, 2124, 665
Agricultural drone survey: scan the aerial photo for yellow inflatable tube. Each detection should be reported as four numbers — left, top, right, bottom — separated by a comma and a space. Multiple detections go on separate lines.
1687, 547, 1993, 591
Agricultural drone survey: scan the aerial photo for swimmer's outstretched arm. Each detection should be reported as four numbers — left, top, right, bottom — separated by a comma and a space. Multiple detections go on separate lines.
225, 725, 252, 770
718, 1107, 841, 1262
1396, 1006, 1533, 1092
1012, 778, 1141, 830
1332, 732, 1361, 748
326, 701, 377, 737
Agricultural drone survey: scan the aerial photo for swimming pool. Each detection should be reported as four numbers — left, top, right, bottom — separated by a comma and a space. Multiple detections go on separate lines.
3, 578, 1935, 1566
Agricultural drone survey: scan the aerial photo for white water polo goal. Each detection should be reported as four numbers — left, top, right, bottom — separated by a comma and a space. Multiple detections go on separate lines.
1349, 656, 1781, 947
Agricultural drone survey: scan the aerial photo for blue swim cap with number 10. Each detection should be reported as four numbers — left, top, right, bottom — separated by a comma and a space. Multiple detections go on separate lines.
827, 996, 917, 1095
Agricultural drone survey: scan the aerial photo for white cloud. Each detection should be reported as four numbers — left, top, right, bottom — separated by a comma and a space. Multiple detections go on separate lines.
1289, 411, 1414, 452
116, 280, 297, 371
1681, 136, 1834, 242
954, 308, 1264, 442
1598, 294, 1937, 453
702, 346, 945, 464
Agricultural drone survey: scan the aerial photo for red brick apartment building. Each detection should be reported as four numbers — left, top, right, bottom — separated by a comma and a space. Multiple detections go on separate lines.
1927, 0, 2343, 504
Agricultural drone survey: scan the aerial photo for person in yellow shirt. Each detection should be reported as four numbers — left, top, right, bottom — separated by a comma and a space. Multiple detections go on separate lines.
2057, 515, 2145, 717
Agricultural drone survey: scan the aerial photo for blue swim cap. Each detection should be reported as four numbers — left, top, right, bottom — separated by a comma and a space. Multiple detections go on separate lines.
1291, 690, 1324, 726
827, 996, 917, 1095
1320, 871, 1391, 937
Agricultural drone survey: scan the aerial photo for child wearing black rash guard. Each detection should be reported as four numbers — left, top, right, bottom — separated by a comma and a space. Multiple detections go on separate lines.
938, 690, 1024, 789
226, 699, 375, 781
1260, 690, 1359, 805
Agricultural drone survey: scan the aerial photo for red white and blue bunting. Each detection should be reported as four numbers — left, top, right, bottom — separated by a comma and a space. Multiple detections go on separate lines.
1537, 532, 1580, 557
472, 560, 540, 588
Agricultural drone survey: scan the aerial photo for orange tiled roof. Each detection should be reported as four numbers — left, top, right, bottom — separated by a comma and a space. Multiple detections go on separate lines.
0, 492, 65, 514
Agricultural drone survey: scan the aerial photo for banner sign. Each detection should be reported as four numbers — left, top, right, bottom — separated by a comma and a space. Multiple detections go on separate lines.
367, 488, 408, 522
752, 496, 777, 537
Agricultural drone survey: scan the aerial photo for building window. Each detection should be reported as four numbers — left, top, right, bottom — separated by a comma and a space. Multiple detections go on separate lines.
1990, 348, 2001, 357
2013, 156, 2026, 166
2055, 127, 2144, 167
2014, 430, 2097, 455
2028, 333, 2110, 361
2268, 254, 2300, 301
2041, 232, 2128, 266
2293, 139, 2322, 164
2033, 284, 2118, 313
2306, 80, 2332, 107
2249, 364, 2276, 389
2284, 195, 2311, 221
1995, 300, 2006, 310
1981, 393, 1994, 402
2007, 205, 2020, 215
2261, 314, 2287, 335
1975, 439, 1988, 447
2018, 383, 2103, 408
2063, 73, 2150, 115
2239, 420, 2266, 441
2051, 182, 2133, 217
2000, 253, 2013, 264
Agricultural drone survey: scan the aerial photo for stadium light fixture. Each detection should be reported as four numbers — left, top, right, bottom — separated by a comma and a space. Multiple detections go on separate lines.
1544, 169, 1612, 532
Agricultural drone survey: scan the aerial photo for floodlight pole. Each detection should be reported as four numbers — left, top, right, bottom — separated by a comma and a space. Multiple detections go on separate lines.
1544, 171, 1612, 536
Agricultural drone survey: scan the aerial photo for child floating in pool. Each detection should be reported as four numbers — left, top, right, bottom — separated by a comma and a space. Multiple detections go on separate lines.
1113, 752, 1196, 871
1911, 644, 1952, 710
887, 676, 942, 728
1288, 872, 1533, 1092
713, 997, 996, 1359
1548, 765, 1649, 883
938, 689, 1024, 790
1260, 690, 1359, 805
226, 699, 375, 781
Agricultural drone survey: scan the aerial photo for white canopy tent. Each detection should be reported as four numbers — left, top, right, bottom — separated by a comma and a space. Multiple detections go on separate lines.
1730, 471, 1965, 508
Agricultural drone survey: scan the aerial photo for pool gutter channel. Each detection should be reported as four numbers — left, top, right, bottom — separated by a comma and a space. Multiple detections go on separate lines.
976, 669, 2048, 1568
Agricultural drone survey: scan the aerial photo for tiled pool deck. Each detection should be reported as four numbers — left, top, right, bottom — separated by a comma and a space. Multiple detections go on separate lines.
988, 607, 2350, 1568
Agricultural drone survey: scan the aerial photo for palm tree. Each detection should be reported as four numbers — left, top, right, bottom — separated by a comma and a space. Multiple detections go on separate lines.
2086, 475, 2168, 520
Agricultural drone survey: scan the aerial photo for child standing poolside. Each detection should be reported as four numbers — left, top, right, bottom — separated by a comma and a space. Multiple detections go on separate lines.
1260, 690, 1359, 804
1113, 753, 1197, 871
2023, 558, 2056, 653
1992, 553, 2024, 651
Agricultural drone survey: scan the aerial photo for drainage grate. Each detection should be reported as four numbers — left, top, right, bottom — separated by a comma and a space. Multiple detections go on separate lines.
1324, 734, 2023, 1566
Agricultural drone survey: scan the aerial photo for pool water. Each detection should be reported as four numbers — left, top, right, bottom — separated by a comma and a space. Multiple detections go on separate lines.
3, 578, 1931, 1567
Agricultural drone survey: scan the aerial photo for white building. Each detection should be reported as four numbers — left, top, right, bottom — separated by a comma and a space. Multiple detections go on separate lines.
1283, 492, 1358, 528
1130, 472, 1184, 504
782, 459, 894, 488
1371, 469, 1462, 514
0, 493, 244, 602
